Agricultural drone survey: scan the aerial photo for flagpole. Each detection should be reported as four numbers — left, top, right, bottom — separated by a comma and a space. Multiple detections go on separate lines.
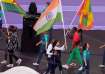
0, 0, 9, 35
59, 0, 67, 49
68, 0, 85, 29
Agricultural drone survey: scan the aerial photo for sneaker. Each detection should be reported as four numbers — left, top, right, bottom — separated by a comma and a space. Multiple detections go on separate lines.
78, 66, 83, 71
62, 64, 69, 69
7, 64, 14, 68
16, 58, 22, 65
33, 62, 39, 66
70, 63, 77, 67
0, 60, 7, 64
43, 72, 47, 74
99, 64, 105, 68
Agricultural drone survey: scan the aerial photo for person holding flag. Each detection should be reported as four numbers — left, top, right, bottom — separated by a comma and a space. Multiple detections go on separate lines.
33, 32, 49, 66
62, 41, 83, 71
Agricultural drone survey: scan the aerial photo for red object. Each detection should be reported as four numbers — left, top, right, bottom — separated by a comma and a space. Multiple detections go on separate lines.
71, 31, 80, 49
73, 31, 80, 42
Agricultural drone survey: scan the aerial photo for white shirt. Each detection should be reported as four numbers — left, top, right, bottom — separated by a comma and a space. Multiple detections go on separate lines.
46, 44, 65, 58
46, 44, 53, 58
54, 45, 65, 51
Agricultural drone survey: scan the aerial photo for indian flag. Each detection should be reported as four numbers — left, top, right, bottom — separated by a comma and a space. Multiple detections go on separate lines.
78, 0, 94, 30
33, 0, 63, 35
0, 0, 25, 16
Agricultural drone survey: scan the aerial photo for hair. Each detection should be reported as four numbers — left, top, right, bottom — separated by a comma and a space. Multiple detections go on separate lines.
72, 27, 77, 32
48, 39, 55, 45
52, 40, 59, 48
75, 41, 80, 47
46, 2, 50, 6
82, 43, 88, 51
28, 2, 37, 15
8, 25, 17, 33
49, 40, 58, 53
78, 29, 83, 33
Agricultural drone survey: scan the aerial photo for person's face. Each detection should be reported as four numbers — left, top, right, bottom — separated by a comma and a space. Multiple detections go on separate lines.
8, 31, 12, 35
87, 43, 90, 49
52, 40, 55, 43
56, 42, 60, 46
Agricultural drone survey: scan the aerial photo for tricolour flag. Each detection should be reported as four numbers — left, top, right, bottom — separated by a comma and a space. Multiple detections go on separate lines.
33, 0, 63, 35
0, 7, 2, 17
0, 0, 25, 16
78, 0, 94, 30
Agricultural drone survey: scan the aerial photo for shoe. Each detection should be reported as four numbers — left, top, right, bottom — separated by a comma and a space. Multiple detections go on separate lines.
16, 58, 22, 65
43, 72, 47, 74
78, 66, 83, 71
0, 60, 7, 64
62, 64, 69, 69
7, 64, 14, 68
70, 63, 77, 67
99, 64, 105, 68
33, 62, 39, 66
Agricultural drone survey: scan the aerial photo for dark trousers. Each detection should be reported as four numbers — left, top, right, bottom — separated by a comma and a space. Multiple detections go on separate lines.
0, 29, 2, 37
45, 58, 55, 74
45, 56, 62, 74
36, 49, 46, 64
103, 50, 105, 65
4, 49, 8, 60
0, 19, 2, 37
80, 60, 90, 74
8, 50, 18, 64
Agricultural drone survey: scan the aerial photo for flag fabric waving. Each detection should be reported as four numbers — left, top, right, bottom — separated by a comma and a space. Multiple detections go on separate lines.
0, 7, 2, 17
78, 0, 94, 30
0, 0, 25, 16
33, 0, 63, 35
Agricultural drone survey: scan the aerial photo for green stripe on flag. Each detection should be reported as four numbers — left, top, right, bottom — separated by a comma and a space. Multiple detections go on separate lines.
2, 2, 25, 16
83, 16, 88, 26
36, 19, 55, 35
36, 12, 62, 35
54, 12, 62, 23
0, 7, 2, 17
0, 11, 2, 17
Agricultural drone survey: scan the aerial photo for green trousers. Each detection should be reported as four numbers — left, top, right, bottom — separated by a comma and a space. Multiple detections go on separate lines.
66, 47, 83, 65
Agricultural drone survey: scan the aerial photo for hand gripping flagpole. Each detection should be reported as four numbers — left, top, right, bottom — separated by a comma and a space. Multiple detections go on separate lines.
0, 0, 9, 35
59, 0, 67, 49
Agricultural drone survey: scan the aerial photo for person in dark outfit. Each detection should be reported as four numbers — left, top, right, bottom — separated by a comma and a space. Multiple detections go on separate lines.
5, 26, 22, 67
44, 40, 65, 74
99, 44, 105, 68
0, 17, 2, 39
33, 32, 49, 66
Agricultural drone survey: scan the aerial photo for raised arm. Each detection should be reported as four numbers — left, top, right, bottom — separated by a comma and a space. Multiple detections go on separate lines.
99, 44, 105, 48
36, 40, 42, 46
54, 45, 65, 51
